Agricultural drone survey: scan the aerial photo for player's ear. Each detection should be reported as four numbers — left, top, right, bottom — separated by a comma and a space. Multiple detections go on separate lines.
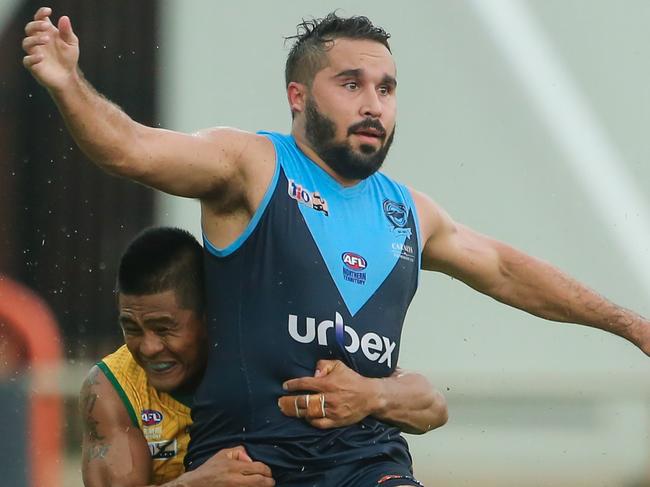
287, 81, 307, 114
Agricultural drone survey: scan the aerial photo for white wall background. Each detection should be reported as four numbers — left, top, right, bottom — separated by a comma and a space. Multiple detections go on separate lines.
156, 1, 650, 485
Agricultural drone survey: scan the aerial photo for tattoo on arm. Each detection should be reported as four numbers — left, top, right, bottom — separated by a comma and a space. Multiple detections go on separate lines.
81, 367, 105, 441
88, 444, 110, 460
80, 367, 111, 462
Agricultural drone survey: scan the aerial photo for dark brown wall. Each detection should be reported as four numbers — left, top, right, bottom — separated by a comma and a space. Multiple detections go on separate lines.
1, 0, 158, 358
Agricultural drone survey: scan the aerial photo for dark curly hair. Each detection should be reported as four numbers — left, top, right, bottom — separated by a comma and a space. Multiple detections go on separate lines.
285, 12, 391, 89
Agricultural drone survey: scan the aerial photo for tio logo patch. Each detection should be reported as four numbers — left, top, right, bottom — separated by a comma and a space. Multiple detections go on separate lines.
288, 179, 329, 216
342, 252, 367, 285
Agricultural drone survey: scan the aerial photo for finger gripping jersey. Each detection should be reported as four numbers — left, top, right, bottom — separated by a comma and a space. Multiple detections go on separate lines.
98, 345, 193, 484
187, 132, 420, 472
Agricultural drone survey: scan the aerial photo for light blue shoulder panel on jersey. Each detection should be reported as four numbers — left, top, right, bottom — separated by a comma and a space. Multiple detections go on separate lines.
260, 131, 420, 317
202, 138, 281, 257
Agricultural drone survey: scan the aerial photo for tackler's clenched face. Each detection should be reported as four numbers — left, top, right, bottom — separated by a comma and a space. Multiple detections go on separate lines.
118, 290, 207, 393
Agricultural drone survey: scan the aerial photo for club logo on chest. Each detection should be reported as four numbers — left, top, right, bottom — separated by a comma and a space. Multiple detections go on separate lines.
383, 199, 412, 238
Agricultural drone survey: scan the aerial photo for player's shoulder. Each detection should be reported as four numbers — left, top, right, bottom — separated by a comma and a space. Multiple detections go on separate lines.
80, 363, 109, 395
197, 126, 275, 176
99, 344, 143, 381
79, 363, 130, 423
79, 364, 143, 460
195, 127, 273, 157
407, 187, 435, 210
84, 347, 143, 428
405, 187, 455, 242
195, 126, 255, 141
84, 344, 134, 398
381, 182, 437, 217
96, 345, 146, 403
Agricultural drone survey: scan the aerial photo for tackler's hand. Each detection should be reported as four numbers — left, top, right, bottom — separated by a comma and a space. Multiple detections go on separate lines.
181, 446, 275, 487
278, 359, 383, 429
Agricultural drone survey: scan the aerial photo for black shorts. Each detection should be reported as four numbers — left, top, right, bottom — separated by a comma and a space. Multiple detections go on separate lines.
273, 457, 424, 487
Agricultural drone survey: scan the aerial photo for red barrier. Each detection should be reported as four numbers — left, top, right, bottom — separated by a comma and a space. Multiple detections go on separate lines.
0, 275, 63, 487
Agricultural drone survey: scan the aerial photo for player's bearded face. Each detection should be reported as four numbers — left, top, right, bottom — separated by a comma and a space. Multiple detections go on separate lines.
304, 96, 395, 180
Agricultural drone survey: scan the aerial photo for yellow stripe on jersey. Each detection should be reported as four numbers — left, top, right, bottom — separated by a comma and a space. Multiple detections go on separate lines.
98, 345, 192, 485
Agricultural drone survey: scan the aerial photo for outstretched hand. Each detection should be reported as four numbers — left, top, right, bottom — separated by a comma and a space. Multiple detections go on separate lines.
22, 7, 80, 91
278, 359, 382, 429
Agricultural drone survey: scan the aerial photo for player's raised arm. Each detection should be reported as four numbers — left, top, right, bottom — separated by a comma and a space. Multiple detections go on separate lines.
22, 7, 266, 200
279, 360, 448, 434
411, 189, 650, 355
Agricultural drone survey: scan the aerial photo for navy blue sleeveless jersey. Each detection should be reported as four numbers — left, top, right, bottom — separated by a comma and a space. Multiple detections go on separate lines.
186, 132, 421, 473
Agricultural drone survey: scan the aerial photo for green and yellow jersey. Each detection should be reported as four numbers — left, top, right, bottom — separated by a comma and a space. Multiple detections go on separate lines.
97, 345, 193, 485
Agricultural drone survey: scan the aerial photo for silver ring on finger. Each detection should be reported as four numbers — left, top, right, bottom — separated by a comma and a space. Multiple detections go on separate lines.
320, 393, 326, 418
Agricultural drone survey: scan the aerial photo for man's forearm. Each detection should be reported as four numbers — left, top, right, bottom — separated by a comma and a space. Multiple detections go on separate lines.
493, 244, 649, 351
49, 69, 142, 177
371, 370, 448, 434
146, 474, 189, 487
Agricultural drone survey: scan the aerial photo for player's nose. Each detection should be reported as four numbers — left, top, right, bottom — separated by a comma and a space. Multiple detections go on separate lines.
359, 87, 382, 119
139, 331, 164, 357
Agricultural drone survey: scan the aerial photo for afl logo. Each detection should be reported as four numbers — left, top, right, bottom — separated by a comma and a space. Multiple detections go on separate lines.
141, 409, 163, 426
342, 252, 367, 270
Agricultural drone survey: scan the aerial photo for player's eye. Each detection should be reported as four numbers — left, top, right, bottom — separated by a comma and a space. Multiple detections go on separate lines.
344, 81, 359, 91
122, 326, 142, 336
378, 85, 390, 95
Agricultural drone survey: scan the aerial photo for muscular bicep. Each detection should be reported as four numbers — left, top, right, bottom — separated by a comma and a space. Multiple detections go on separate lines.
80, 366, 152, 487
412, 189, 506, 295
120, 125, 272, 200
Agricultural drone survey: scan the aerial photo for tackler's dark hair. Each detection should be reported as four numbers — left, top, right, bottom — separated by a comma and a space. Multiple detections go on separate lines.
117, 227, 204, 314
